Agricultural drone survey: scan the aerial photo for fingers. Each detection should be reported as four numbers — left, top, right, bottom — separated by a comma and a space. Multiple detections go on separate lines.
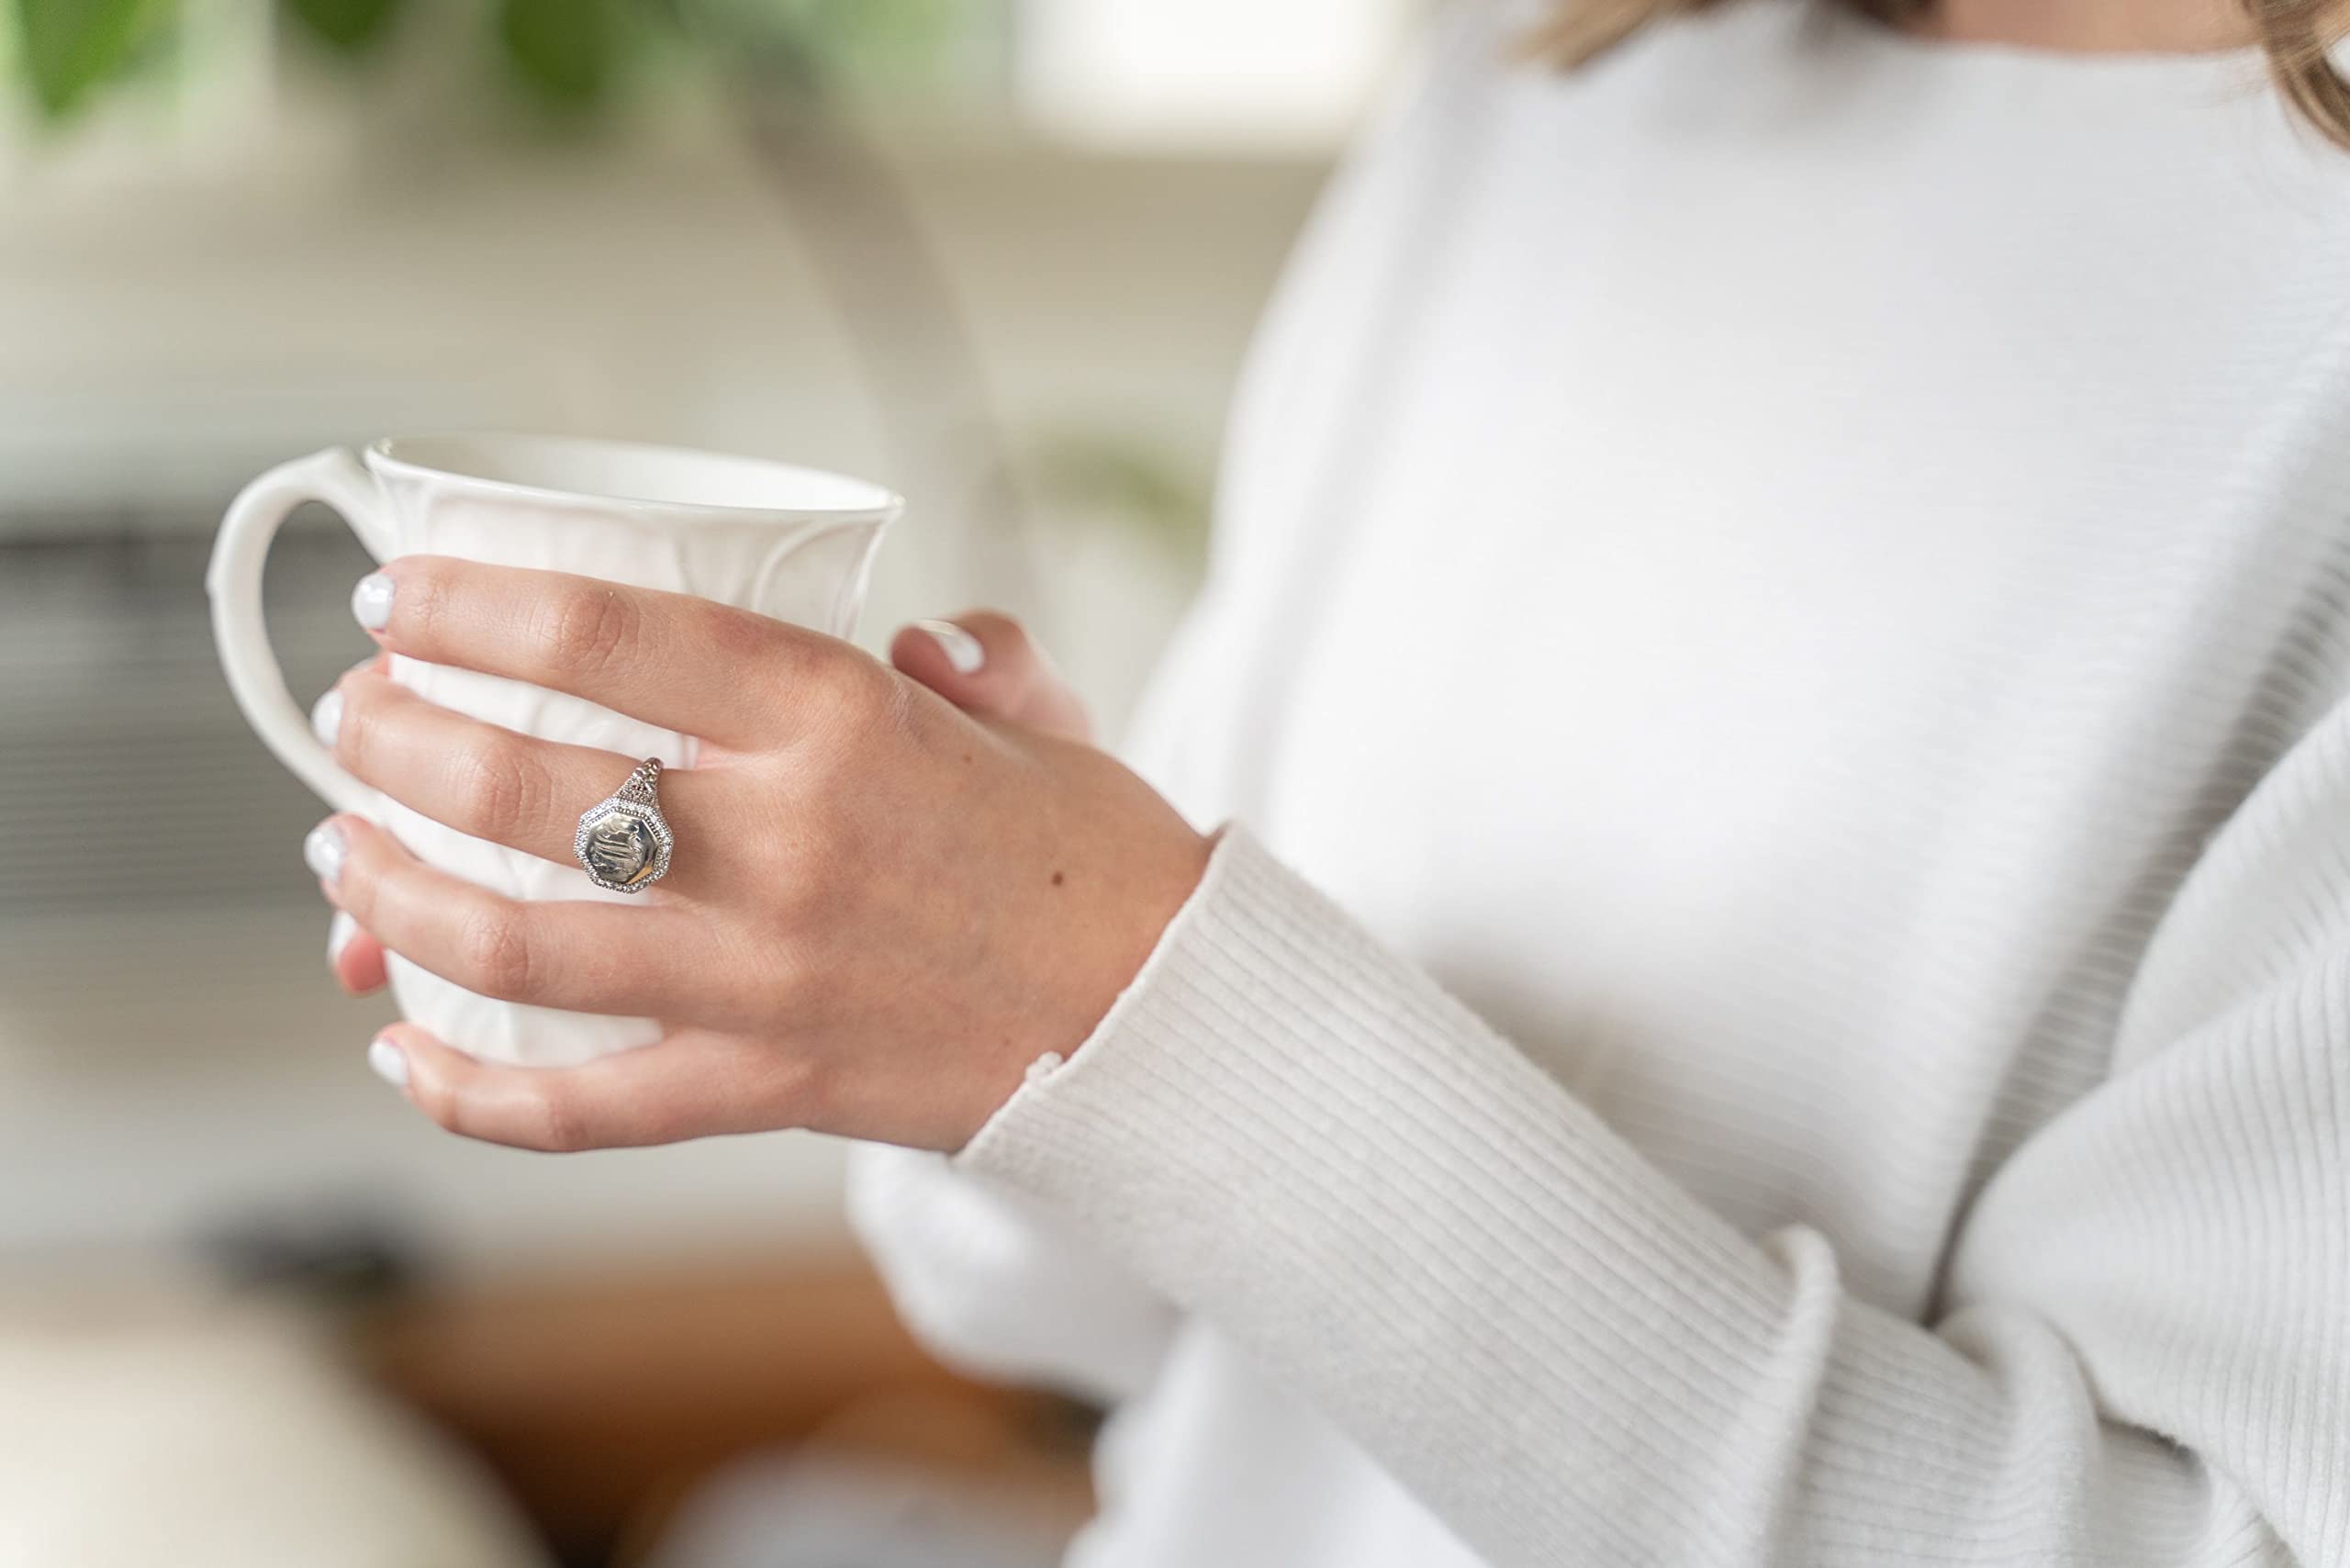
367, 1023, 815, 1152
358, 556, 856, 747
317, 814, 709, 1018
330, 912, 387, 994
323, 668, 721, 886
890, 611, 1091, 743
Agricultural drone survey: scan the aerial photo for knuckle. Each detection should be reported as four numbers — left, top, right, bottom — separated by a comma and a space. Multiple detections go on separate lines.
330, 841, 378, 923
397, 562, 460, 648
756, 938, 818, 1008
767, 934, 844, 1026
538, 584, 639, 678
455, 902, 534, 1000
870, 663, 921, 745
332, 678, 382, 767
805, 655, 900, 752
781, 807, 856, 892
757, 887, 821, 955
409, 1073, 467, 1137
449, 737, 545, 842
770, 1051, 834, 1131
525, 1090, 589, 1155
811, 644, 885, 714
703, 602, 783, 664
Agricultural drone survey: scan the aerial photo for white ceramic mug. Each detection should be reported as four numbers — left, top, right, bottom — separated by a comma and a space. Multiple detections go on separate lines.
207, 433, 900, 1066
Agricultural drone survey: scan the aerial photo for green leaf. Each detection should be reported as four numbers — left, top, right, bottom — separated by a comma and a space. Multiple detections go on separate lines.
497, 0, 616, 106
281, 0, 401, 55
10, 0, 173, 118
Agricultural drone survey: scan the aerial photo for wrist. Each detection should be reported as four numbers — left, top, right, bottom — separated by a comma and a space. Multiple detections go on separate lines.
950, 812, 1214, 1153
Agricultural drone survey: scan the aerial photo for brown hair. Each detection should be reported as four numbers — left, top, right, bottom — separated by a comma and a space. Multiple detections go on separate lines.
1527, 0, 2350, 148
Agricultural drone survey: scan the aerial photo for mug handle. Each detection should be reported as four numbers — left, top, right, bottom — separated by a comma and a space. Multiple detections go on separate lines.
206, 447, 396, 814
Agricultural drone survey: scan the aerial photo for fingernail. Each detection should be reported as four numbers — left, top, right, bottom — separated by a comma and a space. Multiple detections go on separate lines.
352, 572, 395, 632
366, 1036, 409, 1091
915, 619, 985, 676
304, 820, 348, 885
310, 688, 343, 749
327, 910, 358, 967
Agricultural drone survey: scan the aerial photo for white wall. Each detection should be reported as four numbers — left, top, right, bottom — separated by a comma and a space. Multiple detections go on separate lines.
0, 119, 1327, 1275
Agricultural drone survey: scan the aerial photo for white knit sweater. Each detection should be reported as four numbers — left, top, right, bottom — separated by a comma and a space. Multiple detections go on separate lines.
851, 3, 2350, 1563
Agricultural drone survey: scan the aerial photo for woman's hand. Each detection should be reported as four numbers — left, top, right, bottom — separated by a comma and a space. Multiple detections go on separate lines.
311, 558, 1208, 1155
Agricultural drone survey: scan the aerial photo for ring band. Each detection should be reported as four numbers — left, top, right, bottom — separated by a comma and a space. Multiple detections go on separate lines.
575, 756, 676, 894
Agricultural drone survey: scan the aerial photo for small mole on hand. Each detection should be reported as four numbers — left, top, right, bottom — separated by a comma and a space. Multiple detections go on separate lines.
961, 752, 973, 765
1051, 870, 1066, 887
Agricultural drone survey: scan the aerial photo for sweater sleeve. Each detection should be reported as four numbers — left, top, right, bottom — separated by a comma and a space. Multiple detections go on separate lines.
955, 726, 2350, 1563
845, 6, 1505, 1417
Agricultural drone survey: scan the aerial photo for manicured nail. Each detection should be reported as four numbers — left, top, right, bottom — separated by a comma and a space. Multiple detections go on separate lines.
915, 619, 985, 675
366, 1036, 409, 1091
327, 910, 358, 968
304, 820, 348, 885
310, 688, 343, 749
352, 572, 395, 632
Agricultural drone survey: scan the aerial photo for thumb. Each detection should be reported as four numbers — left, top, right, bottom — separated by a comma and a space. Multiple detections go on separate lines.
890, 612, 1091, 743
367, 1024, 799, 1152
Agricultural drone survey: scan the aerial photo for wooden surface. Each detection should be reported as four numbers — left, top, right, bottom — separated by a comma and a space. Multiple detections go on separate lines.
358, 1250, 1092, 1560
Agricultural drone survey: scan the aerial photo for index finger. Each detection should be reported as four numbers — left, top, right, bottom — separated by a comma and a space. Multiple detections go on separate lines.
356, 556, 842, 745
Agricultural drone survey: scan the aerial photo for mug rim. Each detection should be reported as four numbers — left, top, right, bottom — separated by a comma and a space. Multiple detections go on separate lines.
366, 432, 904, 523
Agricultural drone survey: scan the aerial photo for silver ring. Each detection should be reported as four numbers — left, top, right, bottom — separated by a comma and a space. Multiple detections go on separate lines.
574, 756, 675, 895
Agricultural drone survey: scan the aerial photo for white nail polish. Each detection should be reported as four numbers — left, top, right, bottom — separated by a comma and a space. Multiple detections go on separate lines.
310, 688, 343, 749
352, 573, 395, 631
328, 911, 358, 967
916, 619, 985, 676
366, 1037, 409, 1090
304, 820, 347, 885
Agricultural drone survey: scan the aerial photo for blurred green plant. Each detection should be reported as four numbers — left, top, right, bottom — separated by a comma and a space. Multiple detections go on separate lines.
1028, 430, 1213, 562
4, 0, 979, 120
11, 0, 173, 116
1, 0, 1211, 588
284, 0, 400, 53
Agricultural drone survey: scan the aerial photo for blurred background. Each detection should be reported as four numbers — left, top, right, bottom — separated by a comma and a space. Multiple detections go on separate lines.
0, 2, 1419, 1562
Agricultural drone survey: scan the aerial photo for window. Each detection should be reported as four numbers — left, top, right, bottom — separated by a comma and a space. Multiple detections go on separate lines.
1017, 0, 1421, 151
